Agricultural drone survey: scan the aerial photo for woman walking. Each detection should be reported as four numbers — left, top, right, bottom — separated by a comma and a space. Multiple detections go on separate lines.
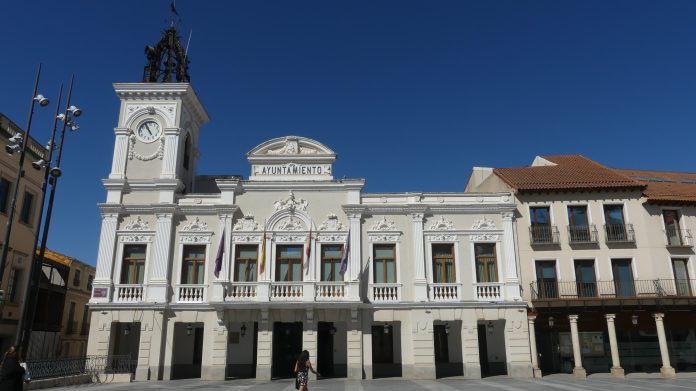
0, 346, 26, 391
294, 350, 319, 391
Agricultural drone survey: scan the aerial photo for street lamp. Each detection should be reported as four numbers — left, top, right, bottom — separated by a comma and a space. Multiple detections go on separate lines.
17, 75, 83, 355
0, 64, 50, 309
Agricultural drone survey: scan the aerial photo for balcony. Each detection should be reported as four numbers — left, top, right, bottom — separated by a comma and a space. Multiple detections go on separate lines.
529, 225, 560, 245
225, 282, 258, 301
473, 282, 504, 301
605, 223, 635, 243
65, 321, 77, 335
370, 283, 401, 303
222, 281, 357, 302
665, 227, 693, 247
270, 282, 304, 301
114, 284, 144, 303
567, 224, 598, 244
531, 279, 696, 301
430, 283, 461, 301
176, 284, 206, 303
315, 282, 347, 301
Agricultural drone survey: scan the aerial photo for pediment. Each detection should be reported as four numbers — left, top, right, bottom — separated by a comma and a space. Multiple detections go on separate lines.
247, 136, 336, 181
247, 136, 336, 158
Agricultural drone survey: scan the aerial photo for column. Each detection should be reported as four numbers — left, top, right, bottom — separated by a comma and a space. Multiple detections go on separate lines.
568, 315, 586, 378
160, 128, 181, 179
148, 210, 174, 302
93, 210, 119, 303
411, 212, 428, 301
347, 308, 363, 379
605, 314, 624, 377
303, 309, 318, 381
109, 128, 129, 179
347, 213, 362, 301
654, 313, 675, 378
528, 316, 542, 378
256, 309, 272, 380
501, 211, 521, 300
461, 320, 481, 379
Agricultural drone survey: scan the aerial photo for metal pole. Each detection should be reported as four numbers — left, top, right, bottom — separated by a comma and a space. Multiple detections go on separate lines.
0, 64, 43, 294
21, 75, 75, 356
16, 84, 63, 352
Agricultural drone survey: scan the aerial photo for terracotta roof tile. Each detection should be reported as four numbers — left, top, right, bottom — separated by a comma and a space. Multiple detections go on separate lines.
615, 169, 696, 203
493, 155, 644, 191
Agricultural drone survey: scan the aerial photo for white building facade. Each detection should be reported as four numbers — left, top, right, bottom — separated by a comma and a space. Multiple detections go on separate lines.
86, 82, 534, 381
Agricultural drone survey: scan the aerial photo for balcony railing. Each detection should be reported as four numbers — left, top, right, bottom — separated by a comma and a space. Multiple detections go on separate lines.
315, 282, 346, 301
529, 225, 560, 245
605, 223, 635, 243
114, 284, 143, 303
370, 283, 401, 302
225, 282, 258, 301
531, 279, 696, 300
430, 283, 461, 301
665, 227, 693, 247
474, 282, 504, 301
270, 282, 303, 300
568, 224, 598, 244
65, 321, 77, 335
176, 284, 206, 303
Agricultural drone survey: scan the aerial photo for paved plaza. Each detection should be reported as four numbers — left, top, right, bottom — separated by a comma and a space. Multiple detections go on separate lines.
51, 374, 696, 391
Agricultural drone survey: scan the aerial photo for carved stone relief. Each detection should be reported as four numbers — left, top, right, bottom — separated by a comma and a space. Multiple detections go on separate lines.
274, 190, 308, 212
370, 217, 397, 231
182, 217, 209, 232
428, 216, 454, 231
233, 215, 260, 231
276, 217, 305, 231
471, 216, 496, 230
318, 214, 345, 231
123, 216, 149, 231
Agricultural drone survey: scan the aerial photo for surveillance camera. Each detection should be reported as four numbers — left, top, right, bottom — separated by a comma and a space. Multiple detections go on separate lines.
5, 144, 19, 155
32, 160, 46, 170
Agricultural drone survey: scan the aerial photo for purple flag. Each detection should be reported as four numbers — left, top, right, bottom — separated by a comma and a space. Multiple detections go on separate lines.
214, 229, 225, 278
339, 231, 350, 275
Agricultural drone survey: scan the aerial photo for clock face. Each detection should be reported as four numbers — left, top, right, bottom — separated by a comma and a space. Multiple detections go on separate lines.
136, 120, 162, 143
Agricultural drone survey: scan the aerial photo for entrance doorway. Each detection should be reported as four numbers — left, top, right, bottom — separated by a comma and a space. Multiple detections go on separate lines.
272, 322, 303, 378
372, 323, 401, 378
171, 322, 204, 379
317, 322, 335, 377
477, 320, 507, 377
434, 322, 463, 378
227, 322, 258, 378
110, 322, 140, 374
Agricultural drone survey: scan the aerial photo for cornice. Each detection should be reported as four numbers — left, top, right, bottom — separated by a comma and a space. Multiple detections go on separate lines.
241, 180, 365, 191
113, 82, 210, 127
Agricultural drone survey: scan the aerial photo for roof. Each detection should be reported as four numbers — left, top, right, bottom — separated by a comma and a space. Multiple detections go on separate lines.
40, 248, 73, 267
493, 155, 644, 192
615, 168, 696, 203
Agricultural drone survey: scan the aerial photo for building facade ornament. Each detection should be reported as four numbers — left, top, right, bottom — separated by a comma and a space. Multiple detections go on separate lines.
470, 234, 500, 242
231, 235, 262, 243
273, 190, 308, 212
425, 234, 458, 242
181, 217, 209, 232
233, 215, 260, 231
472, 216, 496, 230
368, 234, 401, 243
428, 216, 454, 231
128, 133, 165, 161
370, 217, 397, 231
316, 234, 348, 243
318, 214, 345, 231
274, 234, 307, 243
266, 137, 318, 155
179, 235, 212, 244
119, 234, 153, 243
276, 217, 305, 231
123, 216, 149, 231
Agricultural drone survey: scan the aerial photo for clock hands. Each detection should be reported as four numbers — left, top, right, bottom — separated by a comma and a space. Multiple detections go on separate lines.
144, 123, 153, 136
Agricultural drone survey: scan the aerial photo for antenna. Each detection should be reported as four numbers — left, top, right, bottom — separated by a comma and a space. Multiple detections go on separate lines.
185, 29, 193, 56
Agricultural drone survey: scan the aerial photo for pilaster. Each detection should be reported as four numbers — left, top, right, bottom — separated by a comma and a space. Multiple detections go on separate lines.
109, 128, 130, 180
527, 316, 542, 378
347, 308, 362, 379
148, 209, 174, 302
461, 320, 481, 379
347, 213, 362, 283
411, 212, 428, 301
303, 309, 318, 381
409, 311, 435, 379
160, 128, 181, 179
256, 309, 272, 380
93, 209, 119, 303
201, 315, 228, 380
501, 211, 521, 299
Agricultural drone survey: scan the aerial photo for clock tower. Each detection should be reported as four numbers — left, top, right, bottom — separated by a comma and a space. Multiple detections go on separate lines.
104, 25, 208, 204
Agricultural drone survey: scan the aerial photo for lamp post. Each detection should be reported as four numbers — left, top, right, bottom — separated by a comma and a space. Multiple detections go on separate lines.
0, 64, 50, 300
19, 75, 82, 356
14, 83, 63, 350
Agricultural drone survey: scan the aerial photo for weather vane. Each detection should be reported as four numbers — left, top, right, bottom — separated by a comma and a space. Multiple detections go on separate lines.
142, 1, 190, 83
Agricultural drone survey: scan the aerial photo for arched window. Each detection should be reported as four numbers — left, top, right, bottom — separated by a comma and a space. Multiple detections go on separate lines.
183, 134, 191, 170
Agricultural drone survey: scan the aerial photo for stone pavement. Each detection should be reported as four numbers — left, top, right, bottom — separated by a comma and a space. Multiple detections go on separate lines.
50, 374, 696, 391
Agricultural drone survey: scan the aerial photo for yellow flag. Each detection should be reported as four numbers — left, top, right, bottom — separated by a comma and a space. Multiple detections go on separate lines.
259, 230, 266, 274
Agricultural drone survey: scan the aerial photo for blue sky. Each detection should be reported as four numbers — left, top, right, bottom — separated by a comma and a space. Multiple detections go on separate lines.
2, 0, 696, 264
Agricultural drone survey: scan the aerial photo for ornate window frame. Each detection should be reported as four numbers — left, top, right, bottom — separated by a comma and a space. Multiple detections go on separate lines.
468, 233, 504, 284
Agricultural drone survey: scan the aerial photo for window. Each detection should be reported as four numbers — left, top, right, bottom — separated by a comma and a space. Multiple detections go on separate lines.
234, 245, 258, 282
574, 259, 597, 297
611, 259, 635, 297
568, 205, 590, 241
87, 275, 94, 291
535, 261, 558, 298
67, 302, 76, 334
0, 178, 11, 214
373, 244, 396, 283
41, 263, 68, 287
81, 304, 90, 335
604, 205, 628, 241
19, 191, 34, 224
474, 243, 497, 283
73, 269, 81, 287
120, 245, 146, 284
8, 268, 21, 302
321, 244, 343, 281
275, 245, 303, 281
663, 210, 683, 245
183, 134, 191, 170
672, 258, 691, 296
181, 245, 206, 284
529, 206, 553, 243
432, 244, 455, 283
